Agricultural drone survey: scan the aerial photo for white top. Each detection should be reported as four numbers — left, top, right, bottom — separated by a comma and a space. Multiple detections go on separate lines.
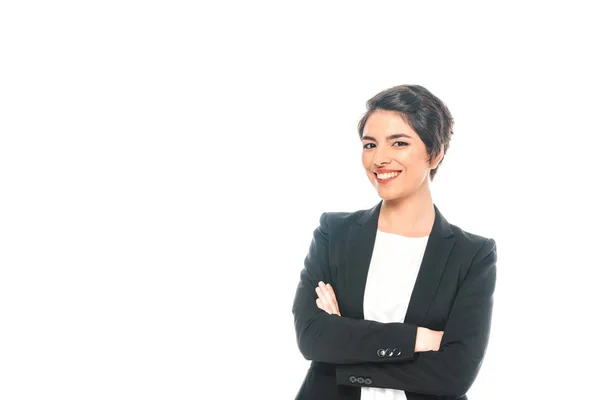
361, 230, 429, 400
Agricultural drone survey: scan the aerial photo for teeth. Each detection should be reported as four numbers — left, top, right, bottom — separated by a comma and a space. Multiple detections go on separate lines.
377, 172, 399, 180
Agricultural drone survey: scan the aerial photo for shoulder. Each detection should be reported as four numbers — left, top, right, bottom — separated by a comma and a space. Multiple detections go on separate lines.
449, 222, 497, 267
316, 207, 371, 235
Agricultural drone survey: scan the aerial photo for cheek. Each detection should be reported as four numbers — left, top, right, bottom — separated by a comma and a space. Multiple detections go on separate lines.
404, 161, 431, 184
361, 152, 371, 169
403, 150, 428, 170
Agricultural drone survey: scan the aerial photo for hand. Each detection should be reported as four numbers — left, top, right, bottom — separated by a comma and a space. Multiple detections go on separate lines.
415, 327, 444, 352
315, 281, 341, 316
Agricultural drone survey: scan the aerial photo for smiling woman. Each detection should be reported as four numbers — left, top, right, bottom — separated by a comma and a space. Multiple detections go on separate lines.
292, 85, 497, 400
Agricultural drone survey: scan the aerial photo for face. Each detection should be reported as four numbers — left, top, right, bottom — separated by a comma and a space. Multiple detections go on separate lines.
361, 110, 442, 201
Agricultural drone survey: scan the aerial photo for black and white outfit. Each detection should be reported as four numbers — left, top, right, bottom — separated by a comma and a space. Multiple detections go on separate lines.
292, 201, 497, 400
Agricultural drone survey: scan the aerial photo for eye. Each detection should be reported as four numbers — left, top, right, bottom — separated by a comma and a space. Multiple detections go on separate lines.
393, 141, 408, 147
363, 143, 376, 150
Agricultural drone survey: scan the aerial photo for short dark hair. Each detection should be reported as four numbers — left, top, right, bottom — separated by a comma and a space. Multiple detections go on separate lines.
357, 84, 454, 180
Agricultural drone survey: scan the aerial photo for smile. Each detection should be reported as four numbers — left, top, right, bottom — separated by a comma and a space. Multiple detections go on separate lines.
374, 171, 401, 184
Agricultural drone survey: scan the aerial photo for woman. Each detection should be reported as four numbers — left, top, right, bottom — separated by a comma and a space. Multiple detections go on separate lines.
292, 85, 497, 400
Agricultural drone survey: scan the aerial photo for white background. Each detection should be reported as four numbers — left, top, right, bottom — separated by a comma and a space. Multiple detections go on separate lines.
1, 1, 599, 399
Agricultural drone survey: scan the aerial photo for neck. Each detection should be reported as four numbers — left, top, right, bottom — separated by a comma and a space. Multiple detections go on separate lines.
379, 186, 435, 237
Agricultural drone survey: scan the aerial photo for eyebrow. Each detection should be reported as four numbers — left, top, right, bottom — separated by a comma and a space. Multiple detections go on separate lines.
361, 133, 412, 141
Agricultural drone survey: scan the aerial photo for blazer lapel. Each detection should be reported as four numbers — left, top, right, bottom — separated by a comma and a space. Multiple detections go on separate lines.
343, 202, 381, 319
343, 202, 455, 324
404, 204, 456, 326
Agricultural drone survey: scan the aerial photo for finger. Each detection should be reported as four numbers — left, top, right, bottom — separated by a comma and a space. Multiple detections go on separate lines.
316, 287, 335, 314
316, 298, 327, 313
326, 283, 340, 311
324, 285, 340, 316
316, 291, 332, 314
315, 286, 331, 313
317, 282, 333, 311
320, 282, 338, 314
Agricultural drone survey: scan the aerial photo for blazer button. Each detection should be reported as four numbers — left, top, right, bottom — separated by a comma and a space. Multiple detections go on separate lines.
377, 349, 386, 357
357, 377, 365, 384
349, 376, 357, 383
365, 378, 372, 385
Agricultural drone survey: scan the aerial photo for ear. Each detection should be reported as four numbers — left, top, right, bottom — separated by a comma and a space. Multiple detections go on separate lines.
429, 146, 445, 170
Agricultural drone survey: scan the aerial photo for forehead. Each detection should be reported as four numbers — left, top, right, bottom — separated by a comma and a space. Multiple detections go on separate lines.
363, 110, 416, 138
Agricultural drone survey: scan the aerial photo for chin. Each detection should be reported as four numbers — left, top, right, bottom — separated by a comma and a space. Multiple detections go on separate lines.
375, 187, 405, 201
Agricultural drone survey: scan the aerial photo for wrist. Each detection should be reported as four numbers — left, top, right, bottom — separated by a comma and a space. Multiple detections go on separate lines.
415, 327, 437, 352
415, 327, 427, 352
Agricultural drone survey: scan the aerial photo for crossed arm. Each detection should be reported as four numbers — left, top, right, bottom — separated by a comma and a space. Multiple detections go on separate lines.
292, 213, 497, 397
315, 281, 443, 353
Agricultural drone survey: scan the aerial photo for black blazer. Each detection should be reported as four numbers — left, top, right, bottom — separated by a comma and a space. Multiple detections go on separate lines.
292, 202, 497, 400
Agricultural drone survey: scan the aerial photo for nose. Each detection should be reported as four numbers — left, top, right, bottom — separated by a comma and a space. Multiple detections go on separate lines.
373, 147, 392, 167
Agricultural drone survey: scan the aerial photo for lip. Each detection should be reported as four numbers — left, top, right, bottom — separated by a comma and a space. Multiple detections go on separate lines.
373, 170, 402, 184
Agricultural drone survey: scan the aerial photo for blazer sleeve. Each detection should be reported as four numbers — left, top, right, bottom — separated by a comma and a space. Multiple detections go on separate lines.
335, 238, 497, 397
292, 212, 418, 364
